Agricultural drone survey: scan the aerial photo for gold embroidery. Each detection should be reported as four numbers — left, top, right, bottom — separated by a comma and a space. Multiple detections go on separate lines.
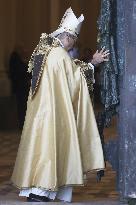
28, 33, 61, 98
74, 59, 94, 92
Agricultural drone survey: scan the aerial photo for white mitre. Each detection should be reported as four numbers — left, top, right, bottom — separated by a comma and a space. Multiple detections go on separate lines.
50, 7, 84, 37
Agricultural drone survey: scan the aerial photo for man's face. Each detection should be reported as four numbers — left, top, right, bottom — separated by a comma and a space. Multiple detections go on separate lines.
66, 34, 77, 51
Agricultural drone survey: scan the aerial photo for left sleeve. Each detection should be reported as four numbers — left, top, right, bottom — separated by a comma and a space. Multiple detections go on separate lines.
88, 62, 95, 74
73, 59, 95, 99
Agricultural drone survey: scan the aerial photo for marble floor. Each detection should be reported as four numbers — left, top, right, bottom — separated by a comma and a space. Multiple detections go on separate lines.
0, 116, 121, 204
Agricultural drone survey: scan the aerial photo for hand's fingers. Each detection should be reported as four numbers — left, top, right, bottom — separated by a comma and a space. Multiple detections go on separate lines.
103, 58, 109, 62
103, 53, 110, 57
100, 46, 105, 54
95, 50, 99, 54
103, 50, 110, 55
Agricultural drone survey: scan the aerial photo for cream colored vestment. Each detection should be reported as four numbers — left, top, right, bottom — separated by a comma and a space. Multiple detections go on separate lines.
11, 45, 105, 191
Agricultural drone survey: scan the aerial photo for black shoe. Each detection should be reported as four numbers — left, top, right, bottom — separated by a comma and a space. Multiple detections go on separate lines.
27, 197, 39, 202
28, 193, 50, 202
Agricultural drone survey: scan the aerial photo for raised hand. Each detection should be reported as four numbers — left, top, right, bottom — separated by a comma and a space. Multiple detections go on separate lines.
91, 47, 110, 66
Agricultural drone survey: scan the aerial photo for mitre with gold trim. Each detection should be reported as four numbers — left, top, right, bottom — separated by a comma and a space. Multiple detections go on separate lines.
50, 7, 84, 37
